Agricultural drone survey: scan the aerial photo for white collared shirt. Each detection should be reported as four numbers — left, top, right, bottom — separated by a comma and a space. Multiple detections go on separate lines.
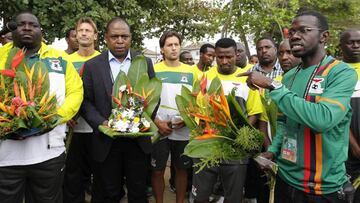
108, 50, 132, 82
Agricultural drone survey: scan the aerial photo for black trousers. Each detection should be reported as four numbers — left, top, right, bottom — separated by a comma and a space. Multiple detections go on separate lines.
91, 138, 149, 203
275, 175, 349, 203
0, 152, 65, 203
63, 132, 93, 203
244, 158, 269, 202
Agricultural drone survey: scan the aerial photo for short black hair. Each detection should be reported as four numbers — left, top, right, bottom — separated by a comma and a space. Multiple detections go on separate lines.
65, 28, 75, 38
340, 28, 360, 43
159, 31, 182, 48
105, 17, 131, 33
295, 11, 328, 31
215, 38, 236, 50
249, 54, 258, 59
200, 43, 215, 54
256, 36, 276, 47
180, 51, 191, 58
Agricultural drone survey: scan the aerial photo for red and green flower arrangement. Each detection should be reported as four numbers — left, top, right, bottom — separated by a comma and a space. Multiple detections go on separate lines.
176, 76, 264, 172
0, 48, 62, 139
98, 56, 161, 141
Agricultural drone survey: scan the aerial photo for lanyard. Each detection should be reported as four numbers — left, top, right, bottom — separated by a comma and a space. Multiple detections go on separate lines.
288, 55, 326, 98
286, 55, 327, 130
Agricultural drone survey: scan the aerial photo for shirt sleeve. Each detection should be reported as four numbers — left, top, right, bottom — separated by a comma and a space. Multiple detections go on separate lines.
267, 119, 285, 156
269, 65, 357, 132
57, 61, 83, 122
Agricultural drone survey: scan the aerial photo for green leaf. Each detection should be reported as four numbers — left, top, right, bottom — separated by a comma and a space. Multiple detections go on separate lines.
192, 78, 201, 94
127, 55, 148, 87
133, 74, 162, 116
143, 111, 158, 133
26, 106, 45, 128
175, 95, 197, 130
98, 125, 154, 138
207, 76, 222, 94
227, 88, 252, 128
112, 71, 128, 108
181, 85, 195, 104
184, 138, 223, 158
261, 96, 278, 137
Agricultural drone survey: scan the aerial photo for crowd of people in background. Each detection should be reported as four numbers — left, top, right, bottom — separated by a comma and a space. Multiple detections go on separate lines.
0, 9, 360, 203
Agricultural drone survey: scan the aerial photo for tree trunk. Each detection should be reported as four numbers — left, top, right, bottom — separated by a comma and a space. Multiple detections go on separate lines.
221, 0, 234, 38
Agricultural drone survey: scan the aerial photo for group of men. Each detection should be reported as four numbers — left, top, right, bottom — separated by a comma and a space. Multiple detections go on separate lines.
0, 9, 359, 203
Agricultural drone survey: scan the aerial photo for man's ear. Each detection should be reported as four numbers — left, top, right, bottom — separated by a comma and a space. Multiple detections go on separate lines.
320, 30, 329, 44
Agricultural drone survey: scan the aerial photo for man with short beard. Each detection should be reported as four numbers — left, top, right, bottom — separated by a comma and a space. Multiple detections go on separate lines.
0, 11, 83, 203
195, 43, 215, 72
192, 38, 262, 203
278, 39, 301, 73
180, 51, 195, 65
245, 37, 282, 203
63, 17, 100, 203
151, 31, 197, 203
240, 11, 357, 203
341, 28, 360, 203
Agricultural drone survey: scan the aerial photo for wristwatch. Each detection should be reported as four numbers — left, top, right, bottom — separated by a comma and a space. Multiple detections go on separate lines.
269, 80, 283, 91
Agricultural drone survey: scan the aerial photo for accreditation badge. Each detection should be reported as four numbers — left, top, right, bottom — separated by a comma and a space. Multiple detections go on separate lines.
281, 135, 297, 163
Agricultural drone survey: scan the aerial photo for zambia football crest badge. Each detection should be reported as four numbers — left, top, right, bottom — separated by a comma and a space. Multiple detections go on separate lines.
309, 78, 324, 94
50, 60, 63, 71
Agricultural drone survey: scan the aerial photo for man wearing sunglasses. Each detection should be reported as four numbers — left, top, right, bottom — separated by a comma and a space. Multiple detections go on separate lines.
239, 11, 356, 203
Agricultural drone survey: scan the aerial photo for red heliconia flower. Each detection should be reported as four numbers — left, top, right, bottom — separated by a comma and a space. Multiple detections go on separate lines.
11, 49, 25, 70
283, 28, 289, 39
11, 97, 25, 108
200, 75, 207, 94
0, 69, 16, 78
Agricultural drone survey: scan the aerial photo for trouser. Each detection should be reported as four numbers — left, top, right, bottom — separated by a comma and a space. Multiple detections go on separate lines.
244, 158, 269, 203
91, 138, 149, 203
63, 132, 93, 203
0, 152, 65, 203
275, 175, 350, 203
192, 159, 247, 202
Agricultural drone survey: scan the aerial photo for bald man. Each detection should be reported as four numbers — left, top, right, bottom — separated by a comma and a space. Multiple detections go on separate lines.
278, 39, 301, 73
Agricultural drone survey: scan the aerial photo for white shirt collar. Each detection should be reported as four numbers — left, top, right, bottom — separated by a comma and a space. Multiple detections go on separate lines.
108, 50, 131, 63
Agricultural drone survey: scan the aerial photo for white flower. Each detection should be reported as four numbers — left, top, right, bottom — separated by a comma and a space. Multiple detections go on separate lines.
141, 118, 150, 128
128, 109, 135, 119
113, 120, 128, 132
119, 85, 126, 92
108, 119, 113, 127
130, 127, 140, 133
128, 97, 135, 106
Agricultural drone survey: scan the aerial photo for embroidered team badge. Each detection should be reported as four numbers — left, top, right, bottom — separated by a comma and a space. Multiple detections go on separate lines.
180, 75, 188, 83
309, 78, 324, 94
50, 60, 63, 71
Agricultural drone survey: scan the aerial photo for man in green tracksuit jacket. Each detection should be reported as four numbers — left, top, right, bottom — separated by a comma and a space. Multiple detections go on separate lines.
239, 11, 357, 203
